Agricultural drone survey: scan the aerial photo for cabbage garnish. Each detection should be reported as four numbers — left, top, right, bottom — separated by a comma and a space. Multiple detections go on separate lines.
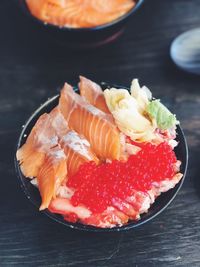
131, 79, 152, 112
104, 79, 179, 142
104, 80, 156, 142
146, 100, 179, 130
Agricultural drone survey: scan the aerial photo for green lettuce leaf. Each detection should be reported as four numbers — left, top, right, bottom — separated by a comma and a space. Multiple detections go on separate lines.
146, 100, 179, 130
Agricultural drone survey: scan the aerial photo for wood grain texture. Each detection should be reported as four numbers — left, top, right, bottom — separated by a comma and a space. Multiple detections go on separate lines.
1, 0, 200, 266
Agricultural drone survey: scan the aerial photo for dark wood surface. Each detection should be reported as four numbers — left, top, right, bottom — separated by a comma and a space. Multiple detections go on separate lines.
1, 0, 200, 266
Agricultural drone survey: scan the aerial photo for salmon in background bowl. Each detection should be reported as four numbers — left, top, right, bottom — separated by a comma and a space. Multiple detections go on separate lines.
17, 0, 144, 48
15, 76, 188, 232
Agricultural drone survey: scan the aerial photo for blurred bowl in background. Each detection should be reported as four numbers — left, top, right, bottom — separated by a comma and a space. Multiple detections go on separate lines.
17, 0, 144, 48
170, 28, 200, 75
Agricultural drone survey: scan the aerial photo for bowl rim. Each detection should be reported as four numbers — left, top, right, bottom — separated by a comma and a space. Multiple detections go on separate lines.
19, 0, 145, 32
14, 86, 188, 232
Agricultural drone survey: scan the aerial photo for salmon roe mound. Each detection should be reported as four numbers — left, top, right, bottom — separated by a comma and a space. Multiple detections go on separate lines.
67, 142, 177, 213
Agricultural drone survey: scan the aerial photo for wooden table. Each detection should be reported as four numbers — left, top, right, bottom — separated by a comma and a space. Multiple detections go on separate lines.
1, 0, 200, 266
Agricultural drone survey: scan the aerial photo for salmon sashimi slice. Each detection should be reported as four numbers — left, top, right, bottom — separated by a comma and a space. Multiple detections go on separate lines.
49, 107, 69, 137
82, 206, 129, 228
38, 146, 67, 210
16, 145, 45, 179
25, 0, 47, 20
49, 196, 128, 228
126, 172, 183, 216
49, 197, 92, 219
150, 172, 183, 197
126, 190, 152, 215
50, 108, 99, 176
26, 0, 135, 28
16, 113, 58, 178
111, 197, 139, 220
60, 130, 99, 177
79, 76, 110, 114
58, 83, 122, 160
26, 0, 65, 23
78, 77, 142, 158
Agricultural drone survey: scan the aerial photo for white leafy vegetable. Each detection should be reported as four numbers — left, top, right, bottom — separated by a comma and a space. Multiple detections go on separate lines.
131, 79, 152, 112
104, 80, 156, 142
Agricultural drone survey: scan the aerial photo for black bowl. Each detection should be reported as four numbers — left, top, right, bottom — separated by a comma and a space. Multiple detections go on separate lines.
15, 85, 188, 232
17, 0, 144, 48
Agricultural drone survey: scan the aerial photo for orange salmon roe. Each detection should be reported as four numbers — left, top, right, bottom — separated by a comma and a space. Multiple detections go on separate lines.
67, 142, 177, 213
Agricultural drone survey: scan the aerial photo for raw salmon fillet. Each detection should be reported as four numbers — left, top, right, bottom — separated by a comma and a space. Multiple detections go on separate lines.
16, 113, 58, 178
38, 146, 67, 210
17, 107, 99, 210
60, 130, 99, 177
49, 107, 69, 137
17, 107, 99, 178
49, 197, 92, 220
26, 0, 135, 28
49, 197, 129, 227
58, 83, 122, 160
82, 207, 129, 228
50, 108, 99, 175
79, 76, 110, 114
